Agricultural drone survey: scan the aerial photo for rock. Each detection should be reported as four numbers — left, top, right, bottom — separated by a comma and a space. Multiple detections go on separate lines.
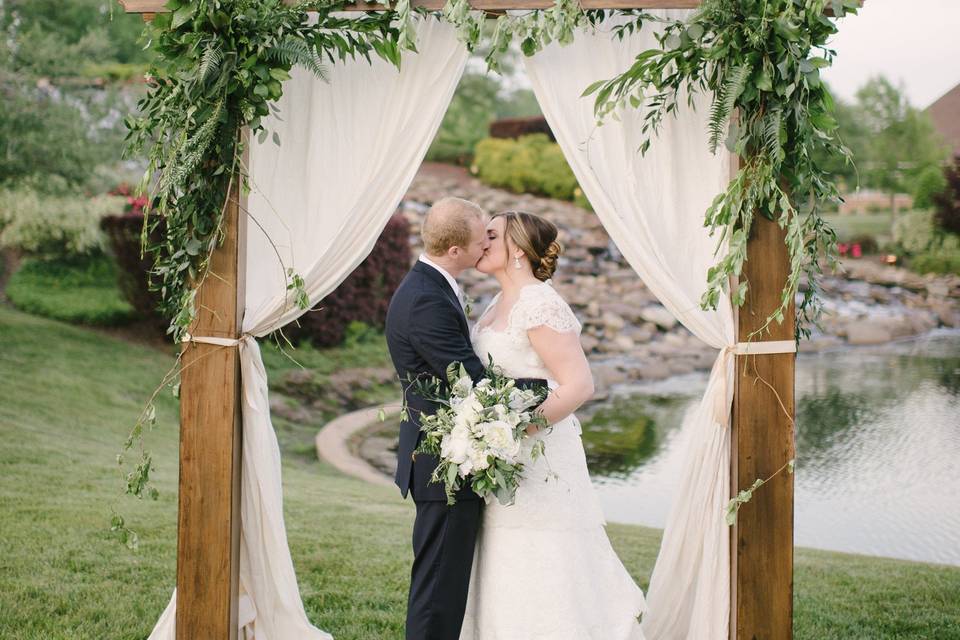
845, 321, 893, 345
928, 299, 960, 327
926, 281, 950, 298
580, 334, 599, 353
591, 362, 630, 390
602, 312, 626, 332
639, 305, 678, 330
663, 331, 689, 348
613, 335, 635, 351
636, 361, 672, 380
586, 301, 601, 317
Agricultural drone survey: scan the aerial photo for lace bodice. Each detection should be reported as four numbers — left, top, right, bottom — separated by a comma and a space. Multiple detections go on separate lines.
470, 280, 581, 382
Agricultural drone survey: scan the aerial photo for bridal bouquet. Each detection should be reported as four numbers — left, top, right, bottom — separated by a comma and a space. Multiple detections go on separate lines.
407, 360, 550, 506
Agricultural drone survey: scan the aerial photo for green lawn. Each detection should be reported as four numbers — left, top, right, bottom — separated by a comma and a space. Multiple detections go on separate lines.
1, 303, 959, 639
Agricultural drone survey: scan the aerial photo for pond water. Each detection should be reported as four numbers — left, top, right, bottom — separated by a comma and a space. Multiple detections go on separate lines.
582, 329, 960, 566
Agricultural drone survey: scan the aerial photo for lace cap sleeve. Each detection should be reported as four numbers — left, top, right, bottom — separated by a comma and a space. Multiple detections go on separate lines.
518, 283, 582, 335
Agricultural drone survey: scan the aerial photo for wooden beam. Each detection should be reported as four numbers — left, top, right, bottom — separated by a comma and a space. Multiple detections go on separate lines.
176, 131, 248, 640
119, 0, 701, 12
730, 203, 796, 639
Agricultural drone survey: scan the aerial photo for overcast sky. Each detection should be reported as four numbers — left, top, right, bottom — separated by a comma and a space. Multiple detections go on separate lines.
822, 0, 960, 109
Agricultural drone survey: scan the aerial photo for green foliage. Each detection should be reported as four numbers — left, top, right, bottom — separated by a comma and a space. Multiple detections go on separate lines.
0, 0, 146, 188
427, 71, 501, 164
5, 254, 136, 325
426, 62, 544, 165
0, 186, 123, 257
474, 134, 588, 207
854, 76, 949, 198
910, 242, 960, 276
893, 209, 937, 256
913, 165, 949, 211
586, 0, 863, 342
125, 0, 403, 342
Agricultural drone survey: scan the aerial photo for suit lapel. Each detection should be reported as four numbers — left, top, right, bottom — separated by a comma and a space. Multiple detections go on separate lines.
412, 261, 468, 329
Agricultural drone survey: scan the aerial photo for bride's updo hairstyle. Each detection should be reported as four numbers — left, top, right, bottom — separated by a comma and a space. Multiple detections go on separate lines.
494, 211, 563, 282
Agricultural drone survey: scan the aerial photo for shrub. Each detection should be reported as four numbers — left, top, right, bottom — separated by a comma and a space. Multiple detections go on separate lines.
892, 209, 936, 255
933, 157, 960, 236
489, 116, 555, 141
276, 212, 411, 348
0, 187, 121, 258
910, 241, 960, 275
5, 254, 136, 326
847, 234, 879, 255
473, 134, 589, 207
912, 164, 948, 210
99, 211, 166, 328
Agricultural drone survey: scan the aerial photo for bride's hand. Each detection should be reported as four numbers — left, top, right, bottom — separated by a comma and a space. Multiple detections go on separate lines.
524, 422, 540, 436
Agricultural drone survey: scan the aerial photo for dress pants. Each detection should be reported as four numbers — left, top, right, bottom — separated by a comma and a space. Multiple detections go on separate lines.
406, 481, 482, 640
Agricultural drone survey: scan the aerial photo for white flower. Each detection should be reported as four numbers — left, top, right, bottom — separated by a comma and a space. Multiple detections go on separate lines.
508, 387, 539, 411
468, 443, 491, 473
441, 424, 472, 465
480, 420, 521, 461
451, 375, 473, 400
453, 392, 483, 428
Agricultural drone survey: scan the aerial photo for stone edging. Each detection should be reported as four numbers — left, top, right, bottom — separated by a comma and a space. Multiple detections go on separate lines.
314, 403, 401, 488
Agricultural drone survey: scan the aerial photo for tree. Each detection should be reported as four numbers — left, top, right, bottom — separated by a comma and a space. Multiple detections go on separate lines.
854, 76, 949, 213
0, 0, 150, 189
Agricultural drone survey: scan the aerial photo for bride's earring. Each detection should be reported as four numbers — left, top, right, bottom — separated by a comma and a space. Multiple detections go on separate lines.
514, 255, 522, 270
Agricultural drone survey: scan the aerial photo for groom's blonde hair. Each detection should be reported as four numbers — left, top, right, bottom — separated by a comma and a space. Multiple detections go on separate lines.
422, 197, 485, 256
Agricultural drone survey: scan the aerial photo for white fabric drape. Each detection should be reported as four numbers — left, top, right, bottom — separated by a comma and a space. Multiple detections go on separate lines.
524, 11, 735, 639
147, 16, 468, 640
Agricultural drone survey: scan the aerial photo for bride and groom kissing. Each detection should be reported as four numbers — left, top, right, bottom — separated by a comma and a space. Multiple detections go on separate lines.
385, 197, 647, 640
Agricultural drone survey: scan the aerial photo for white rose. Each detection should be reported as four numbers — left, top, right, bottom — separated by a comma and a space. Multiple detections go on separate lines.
441, 424, 471, 464
454, 392, 483, 424
480, 420, 521, 461
468, 443, 491, 472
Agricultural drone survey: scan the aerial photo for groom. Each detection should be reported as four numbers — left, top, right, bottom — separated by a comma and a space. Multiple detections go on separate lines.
385, 197, 545, 639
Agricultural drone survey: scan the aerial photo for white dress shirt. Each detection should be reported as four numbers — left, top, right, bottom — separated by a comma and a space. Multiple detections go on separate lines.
418, 253, 465, 309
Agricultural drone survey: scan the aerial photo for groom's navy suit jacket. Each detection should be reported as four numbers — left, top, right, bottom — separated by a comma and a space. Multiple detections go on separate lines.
385, 261, 545, 502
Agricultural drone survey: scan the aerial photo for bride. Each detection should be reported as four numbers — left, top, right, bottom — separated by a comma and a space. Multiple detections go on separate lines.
461, 211, 647, 639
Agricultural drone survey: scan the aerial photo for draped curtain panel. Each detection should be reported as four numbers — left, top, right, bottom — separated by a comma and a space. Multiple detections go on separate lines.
523, 10, 736, 639
147, 16, 469, 640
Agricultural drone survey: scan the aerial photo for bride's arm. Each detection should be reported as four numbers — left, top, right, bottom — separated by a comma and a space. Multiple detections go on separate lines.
524, 326, 594, 431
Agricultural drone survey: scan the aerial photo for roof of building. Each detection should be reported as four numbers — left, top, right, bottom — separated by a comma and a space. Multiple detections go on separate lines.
926, 83, 960, 157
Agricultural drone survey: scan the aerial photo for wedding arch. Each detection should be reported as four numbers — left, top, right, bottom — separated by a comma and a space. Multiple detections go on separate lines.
116, 1, 859, 638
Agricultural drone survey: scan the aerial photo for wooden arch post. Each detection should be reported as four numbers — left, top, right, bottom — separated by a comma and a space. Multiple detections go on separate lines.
122, 2, 797, 639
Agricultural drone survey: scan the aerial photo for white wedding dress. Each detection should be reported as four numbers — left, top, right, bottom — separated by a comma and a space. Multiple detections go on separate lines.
461, 280, 647, 640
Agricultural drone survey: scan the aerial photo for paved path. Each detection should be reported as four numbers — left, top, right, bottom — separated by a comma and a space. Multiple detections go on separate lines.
314, 403, 401, 488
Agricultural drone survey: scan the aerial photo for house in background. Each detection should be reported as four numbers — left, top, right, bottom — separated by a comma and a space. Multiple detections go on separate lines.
926, 82, 960, 158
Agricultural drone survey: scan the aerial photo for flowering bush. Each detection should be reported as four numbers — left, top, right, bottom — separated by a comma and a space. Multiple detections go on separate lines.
108, 183, 148, 216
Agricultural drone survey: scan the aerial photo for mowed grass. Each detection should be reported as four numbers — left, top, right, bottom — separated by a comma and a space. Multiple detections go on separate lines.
1, 303, 959, 639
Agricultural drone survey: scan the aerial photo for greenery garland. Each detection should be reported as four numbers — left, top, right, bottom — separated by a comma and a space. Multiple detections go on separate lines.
115, 0, 857, 547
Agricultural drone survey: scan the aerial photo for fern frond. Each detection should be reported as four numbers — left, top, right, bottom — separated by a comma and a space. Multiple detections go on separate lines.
197, 41, 222, 86
761, 107, 785, 164
267, 36, 329, 82
708, 63, 750, 152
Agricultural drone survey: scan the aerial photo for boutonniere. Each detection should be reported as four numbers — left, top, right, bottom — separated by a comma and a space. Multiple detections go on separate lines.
464, 293, 475, 317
